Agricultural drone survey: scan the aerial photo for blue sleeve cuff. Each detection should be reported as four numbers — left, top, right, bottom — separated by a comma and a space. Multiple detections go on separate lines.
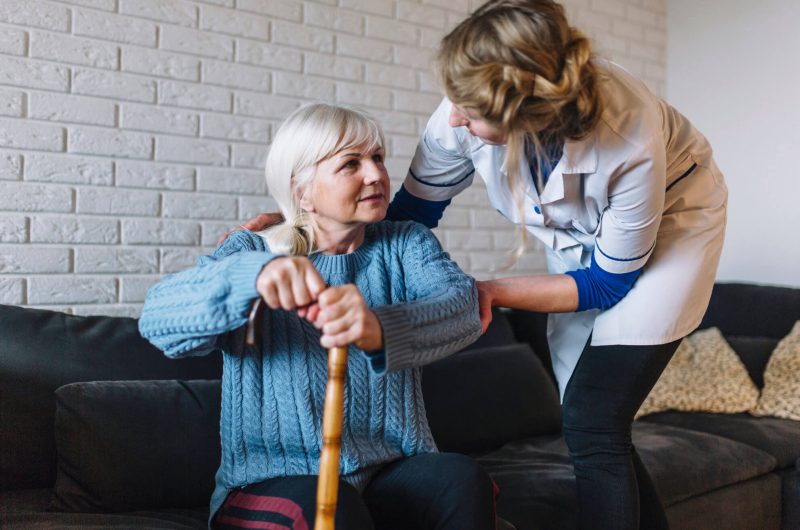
565, 251, 643, 312
386, 184, 451, 229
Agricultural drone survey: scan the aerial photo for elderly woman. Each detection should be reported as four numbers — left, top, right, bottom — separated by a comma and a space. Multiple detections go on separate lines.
138, 103, 495, 530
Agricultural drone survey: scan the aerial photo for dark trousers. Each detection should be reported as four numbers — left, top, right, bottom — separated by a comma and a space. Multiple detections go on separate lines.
561, 338, 681, 530
213, 452, 497, 530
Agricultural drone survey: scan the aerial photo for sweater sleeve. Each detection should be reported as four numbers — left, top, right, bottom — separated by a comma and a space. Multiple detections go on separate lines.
369, 223, 481, 374
138, 230, 281, 359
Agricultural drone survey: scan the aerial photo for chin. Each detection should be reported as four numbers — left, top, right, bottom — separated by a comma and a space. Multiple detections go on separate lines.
365, 207, 388, 223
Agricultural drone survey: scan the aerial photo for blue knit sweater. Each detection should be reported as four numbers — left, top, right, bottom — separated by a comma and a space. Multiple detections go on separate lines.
138, 221, 481, 522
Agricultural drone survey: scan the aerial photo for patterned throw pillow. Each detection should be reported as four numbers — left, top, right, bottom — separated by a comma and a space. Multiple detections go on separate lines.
751, 321, 800, 421
636, 327, 759, 419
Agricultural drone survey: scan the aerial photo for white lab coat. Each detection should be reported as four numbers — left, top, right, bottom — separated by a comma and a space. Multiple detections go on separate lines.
403, 60, 728, 396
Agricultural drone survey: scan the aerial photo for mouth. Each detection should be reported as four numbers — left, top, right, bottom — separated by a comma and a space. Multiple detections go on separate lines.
359, 193, 384, 202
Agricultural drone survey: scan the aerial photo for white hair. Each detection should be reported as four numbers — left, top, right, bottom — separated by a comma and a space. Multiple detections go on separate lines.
259, 103, 386, 256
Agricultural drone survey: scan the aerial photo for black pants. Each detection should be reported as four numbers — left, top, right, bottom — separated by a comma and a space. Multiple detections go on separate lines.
561, 338, 681, 530
213, 452, 497, 530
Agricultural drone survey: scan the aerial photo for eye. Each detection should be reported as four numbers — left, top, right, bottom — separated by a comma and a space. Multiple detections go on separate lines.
372, 153, 384, 164
340, 159, 359, 171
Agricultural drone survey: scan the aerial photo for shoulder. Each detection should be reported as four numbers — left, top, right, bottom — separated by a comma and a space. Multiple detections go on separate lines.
424, 98, 476, 154
212, 229, 268, 258
371, 219, 436, 242
369, 220, 443, 258
595, 60, 663, 151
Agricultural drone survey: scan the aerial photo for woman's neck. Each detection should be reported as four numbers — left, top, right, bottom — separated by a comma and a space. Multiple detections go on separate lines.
312, 218, 367, 255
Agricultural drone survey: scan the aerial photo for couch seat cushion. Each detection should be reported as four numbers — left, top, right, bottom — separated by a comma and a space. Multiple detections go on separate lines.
0, 509, 207, 529
641, 411, 800, 469
477, 434, 578, 530
478, 421, 776, 528
0, 489, 207, 529
632, 421, 776, 505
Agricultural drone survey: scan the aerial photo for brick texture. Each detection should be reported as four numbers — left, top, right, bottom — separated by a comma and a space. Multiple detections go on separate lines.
0, 0, 666, 315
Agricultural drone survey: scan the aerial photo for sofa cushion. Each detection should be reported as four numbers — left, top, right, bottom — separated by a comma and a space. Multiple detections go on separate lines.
504, 309, 555, 384
423, 343, 561, 454
752, 321, 800, 421
52, 380, 221, 513
725, 335, 779, 389
641, 412, 800, 469
664, 474, 781, 530
479, 421, 777, 528
477, 433, 578, 530
461, 308, 518, 351
634, 422, 776, 506
0, 304, 222, 492
636, 327, 759, 419
0, 508, 207, 529
779, 465, 800, 530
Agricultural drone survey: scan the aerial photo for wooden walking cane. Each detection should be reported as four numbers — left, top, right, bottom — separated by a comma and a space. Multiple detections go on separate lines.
245, 299, 347, 530
314, 345, 347, 530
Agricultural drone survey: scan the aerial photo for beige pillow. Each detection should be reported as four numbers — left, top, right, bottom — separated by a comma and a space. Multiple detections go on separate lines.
636, 327, 759, 419
751, 321, 800, 421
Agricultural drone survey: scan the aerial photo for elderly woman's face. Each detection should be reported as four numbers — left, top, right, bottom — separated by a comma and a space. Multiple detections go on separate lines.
301, 143, 390, 227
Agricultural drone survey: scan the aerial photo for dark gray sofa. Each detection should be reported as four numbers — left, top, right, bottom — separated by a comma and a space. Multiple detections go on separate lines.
1, 282, 798, 529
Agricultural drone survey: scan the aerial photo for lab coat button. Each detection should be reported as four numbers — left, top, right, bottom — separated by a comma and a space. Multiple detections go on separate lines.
534, 205, 541, 214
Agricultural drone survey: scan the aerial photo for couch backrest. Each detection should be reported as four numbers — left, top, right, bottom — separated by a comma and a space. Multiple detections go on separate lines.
0, 304, 222, 492
698, 282, 800, 388
699, 282, 800, 338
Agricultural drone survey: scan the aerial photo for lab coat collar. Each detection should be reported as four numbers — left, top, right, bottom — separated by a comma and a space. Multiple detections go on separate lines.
561, 134, 599, 174
539, 134, 598, 205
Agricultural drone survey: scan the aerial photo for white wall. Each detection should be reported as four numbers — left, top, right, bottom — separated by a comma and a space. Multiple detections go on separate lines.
0, 0, 667, 316
667, 0, 800, 287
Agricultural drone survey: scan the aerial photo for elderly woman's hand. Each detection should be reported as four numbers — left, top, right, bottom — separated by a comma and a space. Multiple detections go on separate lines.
312, 284, 383, 352
217, 212, 284, 246
256, 256, 326, 312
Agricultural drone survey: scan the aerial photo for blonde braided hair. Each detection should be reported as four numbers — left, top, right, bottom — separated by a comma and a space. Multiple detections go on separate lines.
438, 0, 603, 264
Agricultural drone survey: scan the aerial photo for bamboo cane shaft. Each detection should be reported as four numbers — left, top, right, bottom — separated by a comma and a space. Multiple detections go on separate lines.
314, 346, 348, 530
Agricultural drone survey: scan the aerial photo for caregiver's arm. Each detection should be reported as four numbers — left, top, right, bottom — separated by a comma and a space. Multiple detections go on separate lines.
479, 274, 579, 316
480, 263, 642, 320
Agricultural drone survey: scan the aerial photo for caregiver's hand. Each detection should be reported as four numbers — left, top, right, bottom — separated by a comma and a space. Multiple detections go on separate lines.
312, 284, 383, 352
476, 280, 495, 333
256, 256, 326, 312
216, 212, 284, 246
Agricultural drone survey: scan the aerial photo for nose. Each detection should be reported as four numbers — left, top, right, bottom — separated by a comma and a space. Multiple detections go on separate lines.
363, 159, 386, 185
449, 105, 469, 128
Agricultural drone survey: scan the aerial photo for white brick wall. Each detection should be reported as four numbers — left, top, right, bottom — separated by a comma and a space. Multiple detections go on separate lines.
0, 0, 666, 315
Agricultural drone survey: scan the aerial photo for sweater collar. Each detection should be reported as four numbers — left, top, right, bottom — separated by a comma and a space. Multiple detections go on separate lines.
309, 224, 376, 275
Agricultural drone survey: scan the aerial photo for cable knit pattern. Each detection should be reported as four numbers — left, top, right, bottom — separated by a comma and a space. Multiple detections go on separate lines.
138, 221, 481, 524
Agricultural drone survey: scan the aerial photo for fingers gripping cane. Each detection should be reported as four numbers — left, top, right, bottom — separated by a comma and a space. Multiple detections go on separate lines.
246, 299, 347, 530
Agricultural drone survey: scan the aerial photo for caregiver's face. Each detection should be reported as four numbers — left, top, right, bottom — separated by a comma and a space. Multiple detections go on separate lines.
449, 104, 507, 145
304, 144, 390, 226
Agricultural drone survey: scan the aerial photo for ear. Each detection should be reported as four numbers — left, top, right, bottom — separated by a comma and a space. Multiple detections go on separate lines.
296, 186, 316, 213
